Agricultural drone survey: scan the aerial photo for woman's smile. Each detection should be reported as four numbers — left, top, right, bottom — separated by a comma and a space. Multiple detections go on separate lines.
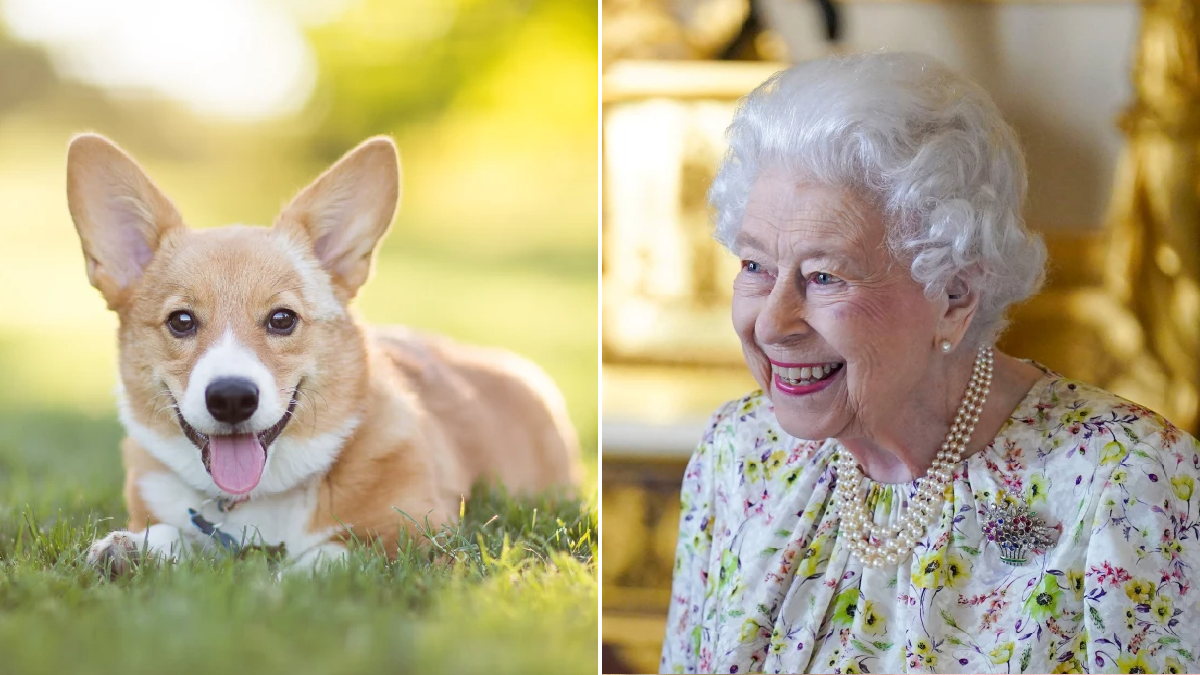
770, 360, 844, 395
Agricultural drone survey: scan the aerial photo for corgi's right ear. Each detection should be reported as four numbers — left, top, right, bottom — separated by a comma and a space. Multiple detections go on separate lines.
66, 133, 184, 309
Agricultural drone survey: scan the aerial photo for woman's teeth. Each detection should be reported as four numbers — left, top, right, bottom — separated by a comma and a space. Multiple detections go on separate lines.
772, 362, 843, 386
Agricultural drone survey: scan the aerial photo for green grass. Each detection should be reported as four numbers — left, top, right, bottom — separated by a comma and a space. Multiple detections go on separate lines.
0, 412, 597, 674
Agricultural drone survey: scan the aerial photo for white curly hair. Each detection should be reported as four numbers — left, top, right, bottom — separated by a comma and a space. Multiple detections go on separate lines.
710, 51, 1047, 346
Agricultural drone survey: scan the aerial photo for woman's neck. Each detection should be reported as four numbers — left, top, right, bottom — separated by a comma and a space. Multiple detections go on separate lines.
837, 351, 1044, 484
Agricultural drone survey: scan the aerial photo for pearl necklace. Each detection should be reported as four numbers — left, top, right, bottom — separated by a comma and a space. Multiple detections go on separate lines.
834, 346, 994, 569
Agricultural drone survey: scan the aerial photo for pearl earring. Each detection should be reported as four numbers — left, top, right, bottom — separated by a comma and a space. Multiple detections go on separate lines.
941, 340, 952, 353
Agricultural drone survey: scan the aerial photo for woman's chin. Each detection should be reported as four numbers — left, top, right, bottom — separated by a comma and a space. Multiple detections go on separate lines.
773, 410, 840, 442
768, 383, 846, 442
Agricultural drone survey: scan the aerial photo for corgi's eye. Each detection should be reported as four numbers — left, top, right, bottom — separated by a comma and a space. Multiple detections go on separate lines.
166, 311, 196, 337
267, 309, 297, 335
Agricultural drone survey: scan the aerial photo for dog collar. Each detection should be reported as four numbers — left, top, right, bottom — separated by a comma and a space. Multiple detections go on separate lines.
186, 507, 287, 560
185, 495, 248, 552
187, 508, 241, 553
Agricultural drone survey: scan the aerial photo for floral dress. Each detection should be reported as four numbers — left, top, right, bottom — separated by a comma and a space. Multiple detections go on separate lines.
661, 367, 1200, 674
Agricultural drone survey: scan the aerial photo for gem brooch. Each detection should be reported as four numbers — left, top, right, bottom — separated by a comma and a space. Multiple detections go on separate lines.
980, 498, 1056, 565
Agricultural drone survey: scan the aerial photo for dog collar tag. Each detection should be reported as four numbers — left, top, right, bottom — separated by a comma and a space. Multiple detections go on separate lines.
188, 508, 241, 553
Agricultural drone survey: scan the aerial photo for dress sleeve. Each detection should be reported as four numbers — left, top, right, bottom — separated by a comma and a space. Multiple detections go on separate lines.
659, 406, 727, 674
1082, 427, 1200, 674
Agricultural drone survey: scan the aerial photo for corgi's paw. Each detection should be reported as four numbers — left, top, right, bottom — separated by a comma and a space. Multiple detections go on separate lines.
87, 530, 145, 579
287, 542, 349, 575
87, 524, 185, 579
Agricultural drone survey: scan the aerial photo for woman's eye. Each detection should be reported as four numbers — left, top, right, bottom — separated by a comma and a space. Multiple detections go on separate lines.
166, 310, 197, 337
811, 272, 839, 285
741, 260, 761, 273
267, 308, 298, 335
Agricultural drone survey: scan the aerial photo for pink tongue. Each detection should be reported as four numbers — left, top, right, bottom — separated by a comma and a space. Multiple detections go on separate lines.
208, 433, 266, 495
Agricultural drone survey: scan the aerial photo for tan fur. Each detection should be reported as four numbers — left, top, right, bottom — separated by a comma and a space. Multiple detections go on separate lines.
68, 134, 580, 561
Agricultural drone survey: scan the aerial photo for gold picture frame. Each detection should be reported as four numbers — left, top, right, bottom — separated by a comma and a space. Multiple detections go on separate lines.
602, 60, 785, 367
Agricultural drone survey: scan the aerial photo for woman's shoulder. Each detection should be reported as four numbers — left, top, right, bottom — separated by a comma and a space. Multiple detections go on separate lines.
1013, 369, 1182, 437
996, 368, 1197, 467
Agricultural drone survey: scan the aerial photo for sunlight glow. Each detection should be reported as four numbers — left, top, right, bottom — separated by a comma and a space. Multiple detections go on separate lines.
1, 0, 321, 120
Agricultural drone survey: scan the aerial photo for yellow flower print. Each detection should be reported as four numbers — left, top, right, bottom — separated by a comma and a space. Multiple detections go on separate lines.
945, 552, 971, 588
925, 654, 939, 668
720, 549, 739, 592
913, 637, 934, 656
1101, 440, 1127, 466
990, 488, 1020, 509
989, 641, 1014, 665
1171, 474, 1194, 501
1067, 569, 1085, 601
745, 457, 762, 483
860, 600, 886, 635
1116, 651, 1151, 673
765, 449, 786, 478
831, 589, 859, 628
1124, 578, 1156, 604
1124, 608, 1136, 630
844, 663, 862, 674
1165, 656, 1184, 674
769, 626, 787, 654
1111, 468, 1128, 485
1151, 595, 1174, 624
1026, 473, 1050, 505
912, 549, 947, 589
1025, 574, 1064, 622
1163, 537, 1184, 561
1053, 658, 1082, 674
797, 535, 827, 578
739, 618, 762, 642
1063, 406, 1093, 425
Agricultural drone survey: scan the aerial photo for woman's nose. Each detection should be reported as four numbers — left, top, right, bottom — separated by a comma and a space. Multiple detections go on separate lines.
755, 281, 810, 345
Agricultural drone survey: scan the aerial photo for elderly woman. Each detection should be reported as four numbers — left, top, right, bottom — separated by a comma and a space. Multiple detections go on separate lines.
660, 52, 1200, 674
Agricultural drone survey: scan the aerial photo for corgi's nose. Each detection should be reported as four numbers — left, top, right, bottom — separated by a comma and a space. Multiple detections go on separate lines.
205, 377, 259, 425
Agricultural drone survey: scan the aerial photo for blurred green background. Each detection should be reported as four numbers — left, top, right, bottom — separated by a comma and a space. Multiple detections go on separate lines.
0, 0, 598, 497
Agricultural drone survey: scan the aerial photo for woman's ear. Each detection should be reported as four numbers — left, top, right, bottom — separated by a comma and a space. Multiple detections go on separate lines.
937, 274, 980, 349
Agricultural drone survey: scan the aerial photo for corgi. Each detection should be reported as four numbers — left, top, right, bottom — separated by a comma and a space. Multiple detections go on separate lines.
67, 134, 581, 574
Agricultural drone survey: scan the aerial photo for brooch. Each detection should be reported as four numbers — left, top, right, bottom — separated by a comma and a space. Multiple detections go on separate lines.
980, 498, 1057, 565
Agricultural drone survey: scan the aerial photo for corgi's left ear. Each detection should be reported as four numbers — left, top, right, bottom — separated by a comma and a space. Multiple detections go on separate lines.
66, 133, 185, 310
277, 136, 400, 301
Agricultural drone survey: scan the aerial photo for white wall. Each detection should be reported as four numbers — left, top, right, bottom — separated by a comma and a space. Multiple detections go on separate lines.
763, 0, 1141, 231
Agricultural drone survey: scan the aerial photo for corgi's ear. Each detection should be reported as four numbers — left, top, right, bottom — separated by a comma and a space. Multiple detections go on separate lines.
277, 136, 399, 301
66, 133, 184, 310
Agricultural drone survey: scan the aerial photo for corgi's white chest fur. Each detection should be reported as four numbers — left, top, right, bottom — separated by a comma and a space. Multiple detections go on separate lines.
137, 470, 337, 559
